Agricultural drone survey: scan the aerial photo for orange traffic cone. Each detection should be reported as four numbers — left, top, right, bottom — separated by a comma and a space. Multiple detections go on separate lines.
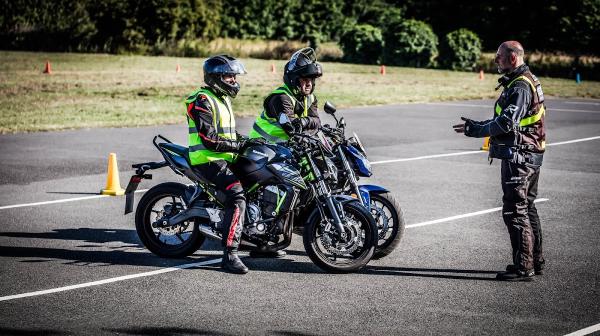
176, 64, 181, 73
101, 153, 125, 196
480, 136, 490, 151
271, 63, 276, 73
479, 70, 485, 80
43, 60, 52, 74
380, 65, 386, 75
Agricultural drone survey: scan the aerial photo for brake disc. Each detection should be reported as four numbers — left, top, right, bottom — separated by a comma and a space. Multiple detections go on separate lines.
320, 217, 363, 255
371, 203, 390, 239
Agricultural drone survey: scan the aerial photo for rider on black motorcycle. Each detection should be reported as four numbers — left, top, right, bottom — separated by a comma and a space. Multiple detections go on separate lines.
249, 47, 323, 142
185, 55, 250, 274
248, 48, 323, 257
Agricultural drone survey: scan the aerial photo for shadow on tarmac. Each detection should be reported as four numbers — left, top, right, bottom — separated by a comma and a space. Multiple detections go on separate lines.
0, 229, 498, 279
0, 228, 140, 245
360, 265, 498, 281
107, 327, 319, 336
0, 327, 66, 336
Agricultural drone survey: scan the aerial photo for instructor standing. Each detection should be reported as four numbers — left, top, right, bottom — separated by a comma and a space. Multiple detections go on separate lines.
453, 41, 546, 281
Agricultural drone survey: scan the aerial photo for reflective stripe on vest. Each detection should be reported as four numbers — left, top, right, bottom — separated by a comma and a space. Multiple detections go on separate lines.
185, 88, 237, 165
249, 84, 314, 143
494, 75, 545, 127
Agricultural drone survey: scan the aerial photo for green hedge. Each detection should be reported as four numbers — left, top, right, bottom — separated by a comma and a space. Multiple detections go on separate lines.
440, 28, 481, 71
383, 19, 438, 68
339, 24, 383, 65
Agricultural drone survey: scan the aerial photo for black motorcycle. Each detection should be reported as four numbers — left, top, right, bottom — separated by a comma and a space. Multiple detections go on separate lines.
319, 102, 405, 259
124, 126, 377, 273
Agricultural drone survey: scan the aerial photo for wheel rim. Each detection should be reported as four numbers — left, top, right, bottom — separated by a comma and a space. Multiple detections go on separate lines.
312, 207, 371, 266
146, 194, 195, 248
371, 198, 397, 247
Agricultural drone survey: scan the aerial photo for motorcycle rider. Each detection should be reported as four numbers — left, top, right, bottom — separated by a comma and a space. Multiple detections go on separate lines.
185, 55, 250, 274
247, 47, 323, 258
249, 47, 323, 143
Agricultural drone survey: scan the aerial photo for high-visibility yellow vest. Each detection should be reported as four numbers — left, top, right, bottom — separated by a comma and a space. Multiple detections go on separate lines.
185, 88, 236, 165
249, 84, 315, 143
494, 75, 545, 127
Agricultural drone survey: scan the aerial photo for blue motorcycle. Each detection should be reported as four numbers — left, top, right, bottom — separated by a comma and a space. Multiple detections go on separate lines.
319, 102, 405, 259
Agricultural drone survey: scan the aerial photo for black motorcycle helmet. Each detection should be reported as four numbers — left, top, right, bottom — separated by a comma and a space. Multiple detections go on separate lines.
203, 55, 247, 98
283, 47, 322, 95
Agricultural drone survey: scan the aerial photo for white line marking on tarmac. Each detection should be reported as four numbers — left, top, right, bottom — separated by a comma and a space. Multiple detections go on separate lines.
406, 198, 549, 229
429, 103, 600, 113
0, 199, 549, 302
371, 135, 600, 165
547, 136, 600, 146
0, 189, 149, 210
562, 322, 600, 336
0, 136, 597, 210
0, 258, 221, 302
565, 101, 600, 106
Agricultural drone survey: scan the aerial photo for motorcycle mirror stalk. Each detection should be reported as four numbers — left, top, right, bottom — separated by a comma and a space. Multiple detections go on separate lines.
323, 101, 345, 129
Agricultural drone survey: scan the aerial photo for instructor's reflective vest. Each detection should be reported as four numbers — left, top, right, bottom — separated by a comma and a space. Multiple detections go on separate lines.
249, 84, 315, 143
185, 88, 236, 165
492, 70, 546, 153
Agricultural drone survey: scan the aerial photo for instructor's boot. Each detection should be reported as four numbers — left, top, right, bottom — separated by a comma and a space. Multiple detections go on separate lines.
506, 263, 544, 275
222, 250, 248, 274
496, 268, 534, 281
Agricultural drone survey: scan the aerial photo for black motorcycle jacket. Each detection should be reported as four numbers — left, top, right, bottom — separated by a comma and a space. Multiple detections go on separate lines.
464, 64, 546, 166
263, 92, 321, 132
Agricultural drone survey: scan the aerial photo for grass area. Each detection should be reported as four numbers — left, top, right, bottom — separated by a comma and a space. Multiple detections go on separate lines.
1, 51, 599, 133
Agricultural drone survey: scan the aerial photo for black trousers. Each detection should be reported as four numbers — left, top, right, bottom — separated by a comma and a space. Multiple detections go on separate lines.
501, 160, 544, 271
194, 160, 245, 250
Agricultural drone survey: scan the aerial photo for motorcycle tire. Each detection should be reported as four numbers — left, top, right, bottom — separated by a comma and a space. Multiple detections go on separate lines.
303, 200, 376, 273
135, 182, 205, 258
371, 192, 405, 259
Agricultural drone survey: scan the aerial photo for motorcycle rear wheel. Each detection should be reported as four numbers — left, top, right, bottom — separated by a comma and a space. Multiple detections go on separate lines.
303, 201, 376, 273
135, 182, 205, 258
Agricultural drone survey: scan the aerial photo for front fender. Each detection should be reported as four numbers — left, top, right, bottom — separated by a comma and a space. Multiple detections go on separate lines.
358, 184, 389, 208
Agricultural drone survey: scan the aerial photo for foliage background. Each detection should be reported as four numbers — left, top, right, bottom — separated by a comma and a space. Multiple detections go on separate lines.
2, 0, 598, 55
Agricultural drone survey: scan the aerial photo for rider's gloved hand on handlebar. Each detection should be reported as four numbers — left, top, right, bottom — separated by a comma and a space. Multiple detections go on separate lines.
292, 117, 308, 133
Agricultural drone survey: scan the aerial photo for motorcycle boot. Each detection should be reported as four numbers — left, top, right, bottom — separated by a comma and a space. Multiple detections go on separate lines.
222, 249, 248, 274
506, 262, 544, 275
496, 268, 535, 281
249, 249, 287, 258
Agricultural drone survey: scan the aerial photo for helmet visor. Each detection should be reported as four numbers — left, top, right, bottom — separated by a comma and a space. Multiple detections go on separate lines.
211, 59, 248, 75
287, 47, 317, 71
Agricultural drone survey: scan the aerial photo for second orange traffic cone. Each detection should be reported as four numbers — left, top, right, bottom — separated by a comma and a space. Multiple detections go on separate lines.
43, 60, 52, 74
270, 63, 276, 73
101, 153, 125, 196
176, 64, 181, 73
380, 65, 386, 75
479, 70, 485, 80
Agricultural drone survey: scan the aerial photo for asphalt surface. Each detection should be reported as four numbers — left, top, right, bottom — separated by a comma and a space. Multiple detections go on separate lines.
0, 98, 599, 336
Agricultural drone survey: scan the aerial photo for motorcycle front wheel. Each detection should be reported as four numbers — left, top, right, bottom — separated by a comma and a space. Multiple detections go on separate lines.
370, 192, 405, 259
135, 182, 205, 258
303, 200, 376, 273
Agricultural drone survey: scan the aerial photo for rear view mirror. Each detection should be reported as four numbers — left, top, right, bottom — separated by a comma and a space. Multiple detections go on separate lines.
324, 101, 336, 115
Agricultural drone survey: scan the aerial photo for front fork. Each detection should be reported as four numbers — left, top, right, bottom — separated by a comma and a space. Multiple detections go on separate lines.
306, 154, 348, 241
337, 147, 370, 208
